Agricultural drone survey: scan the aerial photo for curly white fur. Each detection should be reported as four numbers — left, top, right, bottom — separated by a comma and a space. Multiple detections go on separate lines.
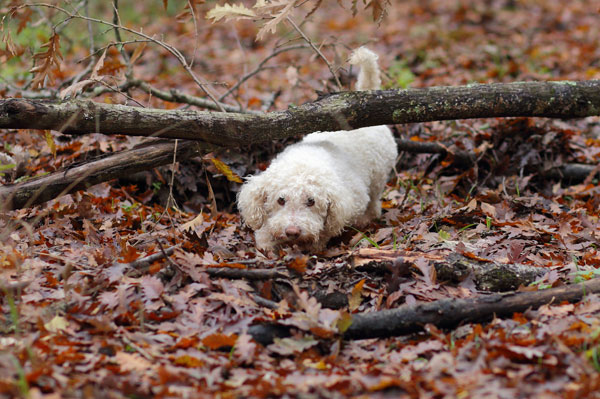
238, 47, 397, 252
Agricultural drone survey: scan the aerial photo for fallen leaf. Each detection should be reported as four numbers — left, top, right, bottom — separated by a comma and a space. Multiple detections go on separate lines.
349, 279, 365, 311
44, 315, 69, 333
202, 333, 238, 350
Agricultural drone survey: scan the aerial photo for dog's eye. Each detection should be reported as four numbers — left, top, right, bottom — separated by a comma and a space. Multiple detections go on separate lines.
278, 197, 286, 206
306, 198, 315, 207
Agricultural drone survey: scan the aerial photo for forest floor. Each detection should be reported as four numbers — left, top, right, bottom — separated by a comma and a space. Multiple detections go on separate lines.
1, 0, 600, 397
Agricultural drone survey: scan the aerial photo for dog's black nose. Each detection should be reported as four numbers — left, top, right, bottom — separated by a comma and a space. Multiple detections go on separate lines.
285, 226, 301, 239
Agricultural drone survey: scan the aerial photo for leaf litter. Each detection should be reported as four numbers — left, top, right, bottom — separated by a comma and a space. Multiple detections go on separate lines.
1, 0, 600, 397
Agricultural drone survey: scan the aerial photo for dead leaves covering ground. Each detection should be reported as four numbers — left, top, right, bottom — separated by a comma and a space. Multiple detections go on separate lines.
2, 0, 600, 397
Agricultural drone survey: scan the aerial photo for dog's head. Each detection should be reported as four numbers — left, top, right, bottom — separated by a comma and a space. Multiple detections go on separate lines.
237, 167, 352, 250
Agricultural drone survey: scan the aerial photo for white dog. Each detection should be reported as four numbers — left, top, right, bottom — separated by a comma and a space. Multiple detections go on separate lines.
237, 47, 397, 252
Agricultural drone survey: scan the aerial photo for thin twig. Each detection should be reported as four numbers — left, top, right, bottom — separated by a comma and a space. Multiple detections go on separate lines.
53, 0, 87, 33
88, 78, 146, 107
167, 139, 179, 211
186, 0, 200, 69
85, 0, 94, 54
251, 293, 280, 310
16, 3, 226, 111
120, 330, 155, 360
219, 44, 310, 102
0, 80, 55, 99
286, 17, 342, 90
126, 245, 179, 270
99, 78, 253, 113
63, 0, 96, 88
112, 0, 132, 78
77, 39, 153, 63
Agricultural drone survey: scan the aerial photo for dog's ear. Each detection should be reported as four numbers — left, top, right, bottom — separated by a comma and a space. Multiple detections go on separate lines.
323, 187, 355, 238
237, 174, 268, 230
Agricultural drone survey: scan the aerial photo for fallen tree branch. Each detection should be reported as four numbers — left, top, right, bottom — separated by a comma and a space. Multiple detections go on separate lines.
205, 267, 289, 280
1, 138, 594, 212
546, 162, 600, 182
251, 294, 280, 310
2, 81, 599, 210
353, 248, 546, 292
344, 278, 600, 340
247, 278, 600, 343
396, 139, 600, 181
397, 139, 474, 166
2, 80, 600, 146
0, 139, 207, 210
126, 245, 179, 270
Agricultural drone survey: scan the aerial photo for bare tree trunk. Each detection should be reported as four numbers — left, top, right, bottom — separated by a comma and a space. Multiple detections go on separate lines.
2, 80, 600, 146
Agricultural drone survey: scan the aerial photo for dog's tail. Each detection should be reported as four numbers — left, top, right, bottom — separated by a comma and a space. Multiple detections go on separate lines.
348, 47, 381, 91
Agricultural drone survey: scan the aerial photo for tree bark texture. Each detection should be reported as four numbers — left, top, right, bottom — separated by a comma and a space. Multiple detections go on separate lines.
247, 278, 600, 343
0, 140, 205, 210
205, 268, 289, 280
546, 163, 600, 182
344, 278, 600, 340
2, 80, 600, 146
353, 248, 546, 292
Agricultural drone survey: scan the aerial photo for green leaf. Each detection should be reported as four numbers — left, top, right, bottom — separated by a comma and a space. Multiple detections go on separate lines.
0, 163, 16, 172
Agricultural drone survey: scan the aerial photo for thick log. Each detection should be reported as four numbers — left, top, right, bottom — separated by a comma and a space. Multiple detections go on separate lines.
2, 80, 600, 146
547, 163, 600, 182
247, 278, 600, 343
345, 278, 600, 340
0, 140, 205, 210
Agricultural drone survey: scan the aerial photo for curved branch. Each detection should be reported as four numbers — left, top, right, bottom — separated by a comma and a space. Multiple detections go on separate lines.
123, 79, 253, 114
219, 44, 310, 102
286, 17, 342, 90
2, 80, 600, 147
0, 139, 208, 210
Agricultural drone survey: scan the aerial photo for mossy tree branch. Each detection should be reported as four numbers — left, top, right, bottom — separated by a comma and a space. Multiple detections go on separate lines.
1, 81, 600, 147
